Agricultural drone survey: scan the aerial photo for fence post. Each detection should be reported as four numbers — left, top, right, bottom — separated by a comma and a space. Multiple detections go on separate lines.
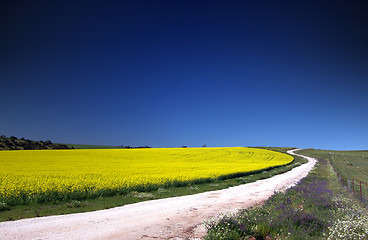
341, 175, 343, 185
360, 181, 362, 201
352, 179, 354, 195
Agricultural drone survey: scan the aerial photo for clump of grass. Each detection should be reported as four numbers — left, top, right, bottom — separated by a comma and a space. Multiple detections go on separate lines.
66, 200, 87, 208
157, 188, 168, 193
127, 191, 155, 199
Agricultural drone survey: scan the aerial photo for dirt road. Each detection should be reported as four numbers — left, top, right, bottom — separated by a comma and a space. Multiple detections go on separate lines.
0, 149, 316, 240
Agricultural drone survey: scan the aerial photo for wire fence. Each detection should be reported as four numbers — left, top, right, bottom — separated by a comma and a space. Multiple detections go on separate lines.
337, 173, 368, 201
330, 161, 368, 204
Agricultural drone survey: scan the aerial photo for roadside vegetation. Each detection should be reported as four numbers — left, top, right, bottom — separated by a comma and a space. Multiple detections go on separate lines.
0, 148, 305, 222
204, 149, 368, 240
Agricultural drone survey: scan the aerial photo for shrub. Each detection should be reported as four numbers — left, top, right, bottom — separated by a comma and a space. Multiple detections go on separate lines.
0, 202, 10, 211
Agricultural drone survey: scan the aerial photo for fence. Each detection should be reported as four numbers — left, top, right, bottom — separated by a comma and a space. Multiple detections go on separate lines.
336, 173, 368, 202
328, 159, 368, 204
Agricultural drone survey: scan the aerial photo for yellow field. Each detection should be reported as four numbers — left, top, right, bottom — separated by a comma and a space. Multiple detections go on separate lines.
0, 147, 293, 204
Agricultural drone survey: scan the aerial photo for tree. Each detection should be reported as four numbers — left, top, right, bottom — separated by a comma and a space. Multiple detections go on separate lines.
10, 136, 18, 140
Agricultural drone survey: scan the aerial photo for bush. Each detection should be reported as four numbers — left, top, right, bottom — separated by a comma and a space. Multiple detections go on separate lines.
0, 202, 10, 211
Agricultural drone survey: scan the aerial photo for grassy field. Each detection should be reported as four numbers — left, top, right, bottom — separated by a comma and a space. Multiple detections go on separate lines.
0, 147, 292, 206
63, 143, 121, 149
298, 149, 368, 196
205, 149, 368, 239
297, 149, 368, 182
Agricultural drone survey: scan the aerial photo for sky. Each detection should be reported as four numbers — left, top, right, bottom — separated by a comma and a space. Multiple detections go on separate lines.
1, 1, 368, 150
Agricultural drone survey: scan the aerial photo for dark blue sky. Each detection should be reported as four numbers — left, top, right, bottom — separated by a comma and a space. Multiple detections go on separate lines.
1, 1, 368, 149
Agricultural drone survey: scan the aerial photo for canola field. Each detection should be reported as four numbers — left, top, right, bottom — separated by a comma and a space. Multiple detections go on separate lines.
0, 147, 293, 205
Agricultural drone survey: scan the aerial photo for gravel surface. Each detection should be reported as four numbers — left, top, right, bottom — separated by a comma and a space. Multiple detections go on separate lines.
0, 149, 316, 240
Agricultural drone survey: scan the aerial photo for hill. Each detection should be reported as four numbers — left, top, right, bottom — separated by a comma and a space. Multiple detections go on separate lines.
0, 135, 72, 150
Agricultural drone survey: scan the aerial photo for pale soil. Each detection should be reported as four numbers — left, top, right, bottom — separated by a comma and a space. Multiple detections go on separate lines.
0, 149, 316, 240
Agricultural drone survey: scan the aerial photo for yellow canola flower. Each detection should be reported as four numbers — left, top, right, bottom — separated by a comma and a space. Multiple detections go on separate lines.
0, 147, 293, 202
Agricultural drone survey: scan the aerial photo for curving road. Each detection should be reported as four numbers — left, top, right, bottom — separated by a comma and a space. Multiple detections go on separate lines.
0, 149, 316, 240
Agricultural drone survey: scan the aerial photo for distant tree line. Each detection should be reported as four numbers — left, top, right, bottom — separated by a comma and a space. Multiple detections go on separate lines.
0, 135, 73, 150
118, 145, 151, 149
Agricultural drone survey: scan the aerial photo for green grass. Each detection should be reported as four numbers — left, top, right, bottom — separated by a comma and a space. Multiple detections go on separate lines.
0, 148, 306, 222
297, 149, 368, 182
63, 144, 121, 149
298, 149, 368, 196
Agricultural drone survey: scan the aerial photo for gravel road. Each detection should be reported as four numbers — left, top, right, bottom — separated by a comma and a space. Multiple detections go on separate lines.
0, 149, 316, 240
